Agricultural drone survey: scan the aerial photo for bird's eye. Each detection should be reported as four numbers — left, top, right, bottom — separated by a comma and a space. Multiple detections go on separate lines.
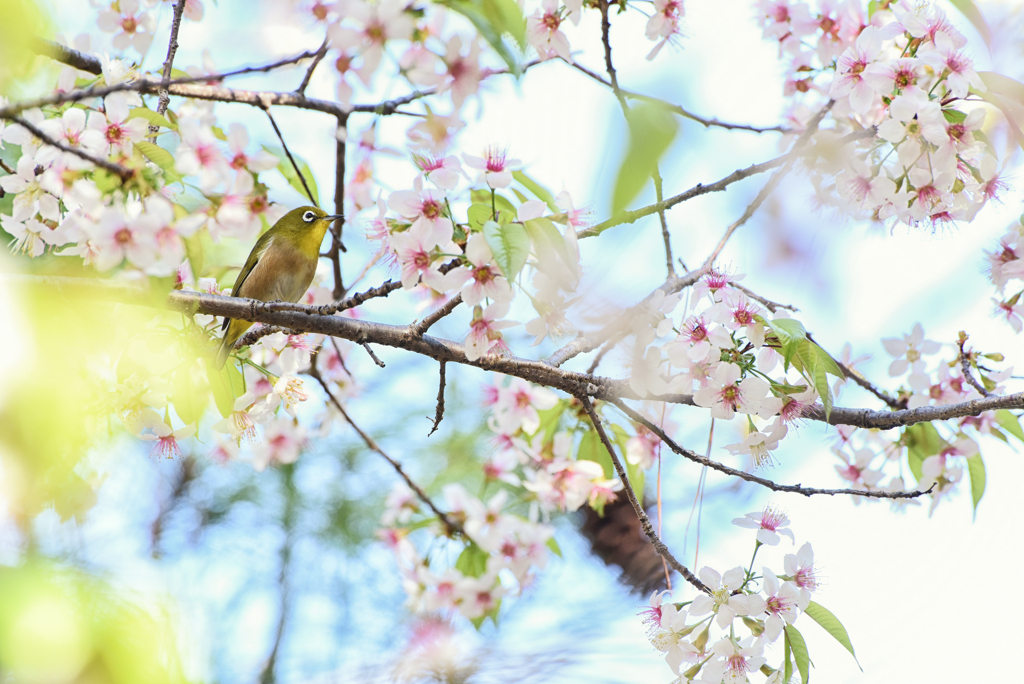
302, 210, 316, 222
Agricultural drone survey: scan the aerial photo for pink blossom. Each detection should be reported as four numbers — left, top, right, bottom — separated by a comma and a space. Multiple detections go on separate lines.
462, 147, 521, 189
526, 0, 572, 63
465, 301, 518, 362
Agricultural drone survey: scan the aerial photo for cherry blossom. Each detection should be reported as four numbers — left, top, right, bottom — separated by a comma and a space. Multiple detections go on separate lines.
462, 147, 520, 189
97, 0, 156, 54
526, 0, 572, 63
731, 504, 795, 545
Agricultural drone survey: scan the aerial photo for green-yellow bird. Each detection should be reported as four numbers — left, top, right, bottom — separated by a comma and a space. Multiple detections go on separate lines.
215, 206, 341, 368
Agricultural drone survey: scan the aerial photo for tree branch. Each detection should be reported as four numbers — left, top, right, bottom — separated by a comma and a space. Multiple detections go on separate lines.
156, 1, 188, 125
567, 60, 789, 134
411, 293, 463, 336
309, 366, 467, 538
612, 400, 935, 500
428, 361, 447, 437
578, 396, 709, 594
295, 37, 329, 96
11, 276, 1023, 431
4, 116, 133, 181
263, 106, 317, 206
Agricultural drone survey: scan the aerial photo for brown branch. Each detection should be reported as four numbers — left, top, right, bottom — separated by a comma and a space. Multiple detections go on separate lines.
567, 60, 789, 134
0, 159, 14, 175
258, 462, 297, 684
359, 341, 385, 368
598, 0, 629, 115
12, 276, 1023, 431
331, 116, 347, 299
733, 284, 797, 313
612, 400, 935, 500
958, 335, 990, 398
235, 324, 302, 348
295, 38, 329, 96
156, 1, 188, 123
411, 293, 463, 336
578, 101, 835, 241
263, 107, 317, 206
702, 101, 835, 267
578, 396, 709, 594
836, 360, 902, 410
427, 361, 447, 437
5, 116, 133, 181
33, 38, 103, 74
653, 166, 675, 278
309, 366, 467, 538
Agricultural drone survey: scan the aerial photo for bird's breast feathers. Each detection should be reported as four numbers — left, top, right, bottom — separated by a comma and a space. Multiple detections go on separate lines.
238, 237, 317, 303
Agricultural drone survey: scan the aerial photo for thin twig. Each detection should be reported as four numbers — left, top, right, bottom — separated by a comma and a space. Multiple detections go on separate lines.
154, 0, 188, 138
959, 335, 990, 398
567, 60, 789, 134
733, 283, 797, 313
331, 115, 347, 299
612, 400, 936, 500
578, 396, 710, 594
295, 37, 329, 95
836, 360, 902, 410
598, 0, 629, 115
585, 334, 623, 375
428, 361, 447, 436
263, 107, 317, 206
411, 294, 463, 336
6, 116, 133, 180
0, 159, 14, 174
258, 463, 297, 684
360, 341, 385, 368
702, 101, 835, 267
310, 366, 467, 538
653, 166, 674, 277
236, 325, 303, 348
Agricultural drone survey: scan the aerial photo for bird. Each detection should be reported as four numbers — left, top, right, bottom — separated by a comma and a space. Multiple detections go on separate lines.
215, 205, 341, 368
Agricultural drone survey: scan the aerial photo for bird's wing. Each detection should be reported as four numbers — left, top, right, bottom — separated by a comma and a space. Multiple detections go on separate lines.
221, 234, 275, 331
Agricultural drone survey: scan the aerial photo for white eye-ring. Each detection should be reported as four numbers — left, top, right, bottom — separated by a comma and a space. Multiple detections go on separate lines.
302, 210, 317, 222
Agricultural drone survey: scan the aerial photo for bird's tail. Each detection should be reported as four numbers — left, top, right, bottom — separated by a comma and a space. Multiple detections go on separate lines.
215, 331, 234, 369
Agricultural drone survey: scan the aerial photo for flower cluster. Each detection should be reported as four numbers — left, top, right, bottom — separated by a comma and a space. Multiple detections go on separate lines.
644, 507, 822, 682
986, 219, 1024, 332
759, 0, 1006, 227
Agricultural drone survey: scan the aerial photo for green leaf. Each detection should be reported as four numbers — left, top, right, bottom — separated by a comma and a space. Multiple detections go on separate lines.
769, 318, 807, 345
171, 363, 207, 426
127, 107, 177, 130
546, 536, 562, 558
512, 169, 559, 213
483, 220, 529, 280
263, 144, 320, 206
805, 601, 861, 670
947, 0, 991, 44
611, 103, 679, 214
967, 453, 986, 519
534, 399, 567, 441
467, 202, 493, 231
206, 357, 242, 418
438, 0, 523, 75
995, 409, 1024, 443
577, 429, 613, 479
785, 624, 811, 684
903, 423, 948, 482
783, 627, 794, 684
455, 543, 489, 578
134, 140, 175, 171
183, 232, 205, 278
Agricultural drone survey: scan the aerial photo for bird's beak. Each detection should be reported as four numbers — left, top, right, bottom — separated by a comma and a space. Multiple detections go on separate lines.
324, 214, 343, 222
